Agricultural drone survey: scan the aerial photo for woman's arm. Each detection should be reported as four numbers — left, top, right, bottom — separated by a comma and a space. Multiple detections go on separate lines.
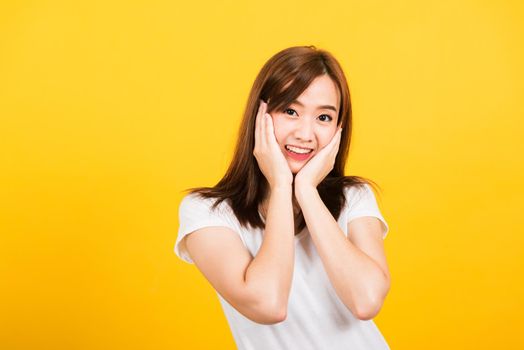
295, 186, 390, 320
291, 127, 390, 320
244, 101, 296, 320
184, 184, 295, 324
244, 184, 295, 320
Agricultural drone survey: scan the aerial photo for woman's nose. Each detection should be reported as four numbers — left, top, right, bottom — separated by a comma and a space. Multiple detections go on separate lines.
294, 118, 314, 142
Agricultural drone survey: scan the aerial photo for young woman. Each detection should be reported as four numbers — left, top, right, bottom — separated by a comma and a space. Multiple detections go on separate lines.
175, 45, 391, 349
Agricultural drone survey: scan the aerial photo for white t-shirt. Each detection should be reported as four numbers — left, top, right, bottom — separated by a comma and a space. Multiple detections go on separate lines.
175, 184, 390, 350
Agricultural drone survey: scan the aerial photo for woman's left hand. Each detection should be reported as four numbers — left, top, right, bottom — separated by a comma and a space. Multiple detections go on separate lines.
294, 126, 343, 190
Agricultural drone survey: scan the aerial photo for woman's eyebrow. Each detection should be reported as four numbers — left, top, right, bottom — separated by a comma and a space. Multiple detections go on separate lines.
291, 99, 338, 112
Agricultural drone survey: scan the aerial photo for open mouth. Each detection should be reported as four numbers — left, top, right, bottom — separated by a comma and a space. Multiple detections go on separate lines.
285, 145, 313, 154
285, 145, 313, 161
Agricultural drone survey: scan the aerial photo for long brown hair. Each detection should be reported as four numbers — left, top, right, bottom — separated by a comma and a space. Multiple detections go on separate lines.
184, 45, 382, 232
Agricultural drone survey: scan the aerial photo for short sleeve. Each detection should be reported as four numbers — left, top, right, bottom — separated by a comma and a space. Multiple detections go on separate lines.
345, 184, 390, 239
174, 193, 241, 264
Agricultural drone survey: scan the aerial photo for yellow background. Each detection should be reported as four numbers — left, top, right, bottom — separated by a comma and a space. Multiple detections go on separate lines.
1, 0, 523, 349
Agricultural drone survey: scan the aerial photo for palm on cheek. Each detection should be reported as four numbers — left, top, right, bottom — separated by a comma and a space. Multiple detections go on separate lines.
294, 127, 343, 188
253, 101, 294, 188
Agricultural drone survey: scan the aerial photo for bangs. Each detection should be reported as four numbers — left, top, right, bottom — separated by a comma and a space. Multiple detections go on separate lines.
263, 58, 330, 114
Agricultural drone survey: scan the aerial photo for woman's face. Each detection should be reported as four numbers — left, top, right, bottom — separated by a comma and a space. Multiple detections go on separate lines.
270, 74, 340, 174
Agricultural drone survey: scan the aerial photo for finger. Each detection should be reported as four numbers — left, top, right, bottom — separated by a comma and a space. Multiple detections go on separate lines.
265, 113, 275, 144
331, 128, 343, 157
331, 127, 343, 146
336, 127, 342, 143
254, 100, 265, 151
260, 103, 268, 150
266, 113, 282, 155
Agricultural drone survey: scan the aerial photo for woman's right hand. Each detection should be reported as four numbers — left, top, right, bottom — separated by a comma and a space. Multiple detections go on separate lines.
253, 100, 293, 189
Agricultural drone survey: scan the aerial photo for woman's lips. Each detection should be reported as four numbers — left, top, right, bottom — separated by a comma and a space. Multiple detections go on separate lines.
285, 148, 313, 161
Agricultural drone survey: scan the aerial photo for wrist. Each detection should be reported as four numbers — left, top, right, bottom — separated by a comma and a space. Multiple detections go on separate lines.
270, 183, 293, 193
294, 183, 317, 203
294, 177, 316, 191
269, 174, 293, 189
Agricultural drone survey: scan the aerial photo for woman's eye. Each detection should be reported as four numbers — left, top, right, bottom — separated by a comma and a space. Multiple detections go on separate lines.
319, 114, 333, 122
284, 108, 297, 116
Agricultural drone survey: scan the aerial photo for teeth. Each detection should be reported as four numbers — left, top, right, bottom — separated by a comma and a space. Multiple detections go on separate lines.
286, 145, 312, 154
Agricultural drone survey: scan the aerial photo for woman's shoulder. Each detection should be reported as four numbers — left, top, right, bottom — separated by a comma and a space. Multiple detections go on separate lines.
342, 183, 377, 208
343, 182, 372, 197
179, 192, 235, 219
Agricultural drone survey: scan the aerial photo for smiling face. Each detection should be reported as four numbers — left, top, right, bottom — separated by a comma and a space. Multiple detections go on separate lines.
271, 74, 341, 174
